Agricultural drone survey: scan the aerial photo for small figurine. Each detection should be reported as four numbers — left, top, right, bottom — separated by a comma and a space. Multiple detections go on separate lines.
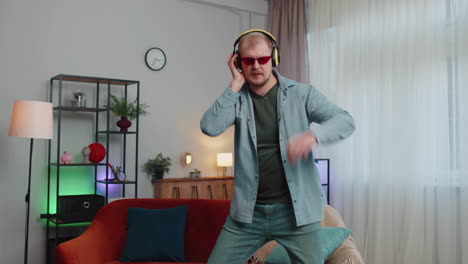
60, 152, 73, 164
71, 90, 86, 107
82, 146, 91, 163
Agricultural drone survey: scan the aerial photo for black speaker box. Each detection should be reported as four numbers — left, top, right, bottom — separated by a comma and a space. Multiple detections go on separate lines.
57, 194, 105, 223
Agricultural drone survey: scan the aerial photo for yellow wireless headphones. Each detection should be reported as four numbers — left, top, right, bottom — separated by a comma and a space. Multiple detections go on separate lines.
233, 29, 280, 69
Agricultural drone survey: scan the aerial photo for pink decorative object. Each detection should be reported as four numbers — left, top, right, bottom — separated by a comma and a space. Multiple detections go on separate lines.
60, 152, 73, 164
88, 143, 106, 163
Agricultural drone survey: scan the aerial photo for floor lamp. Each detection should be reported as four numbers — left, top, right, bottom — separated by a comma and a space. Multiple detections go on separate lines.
9, 100, 53, 264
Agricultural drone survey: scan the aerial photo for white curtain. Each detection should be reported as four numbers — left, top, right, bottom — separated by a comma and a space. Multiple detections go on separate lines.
307, 0, 468, 263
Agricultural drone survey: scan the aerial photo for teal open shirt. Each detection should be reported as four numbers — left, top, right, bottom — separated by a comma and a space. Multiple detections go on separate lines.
200, 71, 355, 226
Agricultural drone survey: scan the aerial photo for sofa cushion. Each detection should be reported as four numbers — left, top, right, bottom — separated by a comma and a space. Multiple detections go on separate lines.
120, 206, 188, 262
265, 227, 352, 263
321, 227, 352, 259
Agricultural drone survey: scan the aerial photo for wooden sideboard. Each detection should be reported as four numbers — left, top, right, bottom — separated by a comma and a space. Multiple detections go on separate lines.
153, 176, 234, 200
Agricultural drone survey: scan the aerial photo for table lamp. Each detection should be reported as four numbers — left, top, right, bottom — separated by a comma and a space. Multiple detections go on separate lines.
9, 100, 53, 264
217, 153, 232, 176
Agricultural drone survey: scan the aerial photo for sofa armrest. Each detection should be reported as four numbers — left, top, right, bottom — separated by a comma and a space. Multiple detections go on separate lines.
56, 219, 126, 264
322, 205, 346, 228
326, 236, 364, 264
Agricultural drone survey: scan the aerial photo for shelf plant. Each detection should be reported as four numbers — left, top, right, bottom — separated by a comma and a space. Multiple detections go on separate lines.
108, 95, 148, 131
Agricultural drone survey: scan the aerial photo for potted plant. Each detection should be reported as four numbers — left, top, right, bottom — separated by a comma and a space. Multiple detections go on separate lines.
143, 153, 172, 182
108, 95, 149, 132
189, 168, 201, 178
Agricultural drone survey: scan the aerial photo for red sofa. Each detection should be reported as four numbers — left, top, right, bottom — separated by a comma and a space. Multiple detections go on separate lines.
56, 198, 364, 264
56, 199, 231, 264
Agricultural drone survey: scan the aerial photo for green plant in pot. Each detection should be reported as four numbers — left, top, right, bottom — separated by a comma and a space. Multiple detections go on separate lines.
108, 95, 149, 132
143, 153, 172, 182
189, 168, 201, 178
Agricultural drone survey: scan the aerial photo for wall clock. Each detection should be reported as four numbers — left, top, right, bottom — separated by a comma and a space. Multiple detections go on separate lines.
145, 47, 166, 71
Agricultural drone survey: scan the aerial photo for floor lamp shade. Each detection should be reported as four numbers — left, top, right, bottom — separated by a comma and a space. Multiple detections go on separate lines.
9, 100, 53, 139
8, 100, 53, 264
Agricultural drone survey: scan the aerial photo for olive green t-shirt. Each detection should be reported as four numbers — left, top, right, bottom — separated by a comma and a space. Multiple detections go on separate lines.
250, 83, 292, 204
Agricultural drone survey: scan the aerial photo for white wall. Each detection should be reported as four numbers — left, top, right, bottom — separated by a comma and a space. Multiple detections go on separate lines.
190, 0, 268, 14
0, 0, 267, 263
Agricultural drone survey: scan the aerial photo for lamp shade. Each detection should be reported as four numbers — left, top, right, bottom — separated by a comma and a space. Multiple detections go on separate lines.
9, 100, 53, 139
217, 153, 233, 167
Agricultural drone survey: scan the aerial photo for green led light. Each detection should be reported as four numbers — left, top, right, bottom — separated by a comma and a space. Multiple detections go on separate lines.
42, 219, 91, 227
45, 167, 95, 214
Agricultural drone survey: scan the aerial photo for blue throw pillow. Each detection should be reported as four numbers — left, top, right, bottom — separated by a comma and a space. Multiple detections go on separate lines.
120, 206, 188, 262
321, 227, 352, 259
265, 227, 352, 263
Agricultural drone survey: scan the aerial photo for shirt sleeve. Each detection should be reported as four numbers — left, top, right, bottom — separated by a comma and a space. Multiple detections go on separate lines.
304, 85, 355, 144
200, 88, 240, 137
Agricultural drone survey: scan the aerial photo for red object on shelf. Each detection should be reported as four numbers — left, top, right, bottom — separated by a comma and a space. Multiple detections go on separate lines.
88, 143, 106, 163
116, 117, 132, 132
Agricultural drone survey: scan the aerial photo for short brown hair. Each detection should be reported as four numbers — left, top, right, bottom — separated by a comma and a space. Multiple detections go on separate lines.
238, 32, 273, 54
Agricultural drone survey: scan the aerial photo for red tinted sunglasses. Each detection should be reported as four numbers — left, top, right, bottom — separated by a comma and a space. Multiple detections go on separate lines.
240, 56, 272, 65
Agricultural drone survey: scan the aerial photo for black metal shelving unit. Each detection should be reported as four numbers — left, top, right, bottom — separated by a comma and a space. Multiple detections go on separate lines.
42, 74, 141, 263
315, 158, 330, 203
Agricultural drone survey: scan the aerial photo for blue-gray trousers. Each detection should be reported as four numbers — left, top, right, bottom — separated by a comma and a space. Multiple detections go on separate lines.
208, 203, 323, 264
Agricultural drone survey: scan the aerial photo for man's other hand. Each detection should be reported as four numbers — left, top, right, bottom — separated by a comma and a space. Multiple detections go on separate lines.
287, 131, 317, 164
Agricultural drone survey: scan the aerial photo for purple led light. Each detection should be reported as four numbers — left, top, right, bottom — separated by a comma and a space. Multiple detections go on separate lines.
96, 167, 122, 198
315, 160, 329, 184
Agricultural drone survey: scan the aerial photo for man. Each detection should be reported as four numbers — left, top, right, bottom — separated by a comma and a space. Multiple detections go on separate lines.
201, 29, 355, 264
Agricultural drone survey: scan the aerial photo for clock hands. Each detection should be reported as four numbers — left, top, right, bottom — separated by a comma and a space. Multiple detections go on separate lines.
146, 48, 166, 70
151, 58, 161, 66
